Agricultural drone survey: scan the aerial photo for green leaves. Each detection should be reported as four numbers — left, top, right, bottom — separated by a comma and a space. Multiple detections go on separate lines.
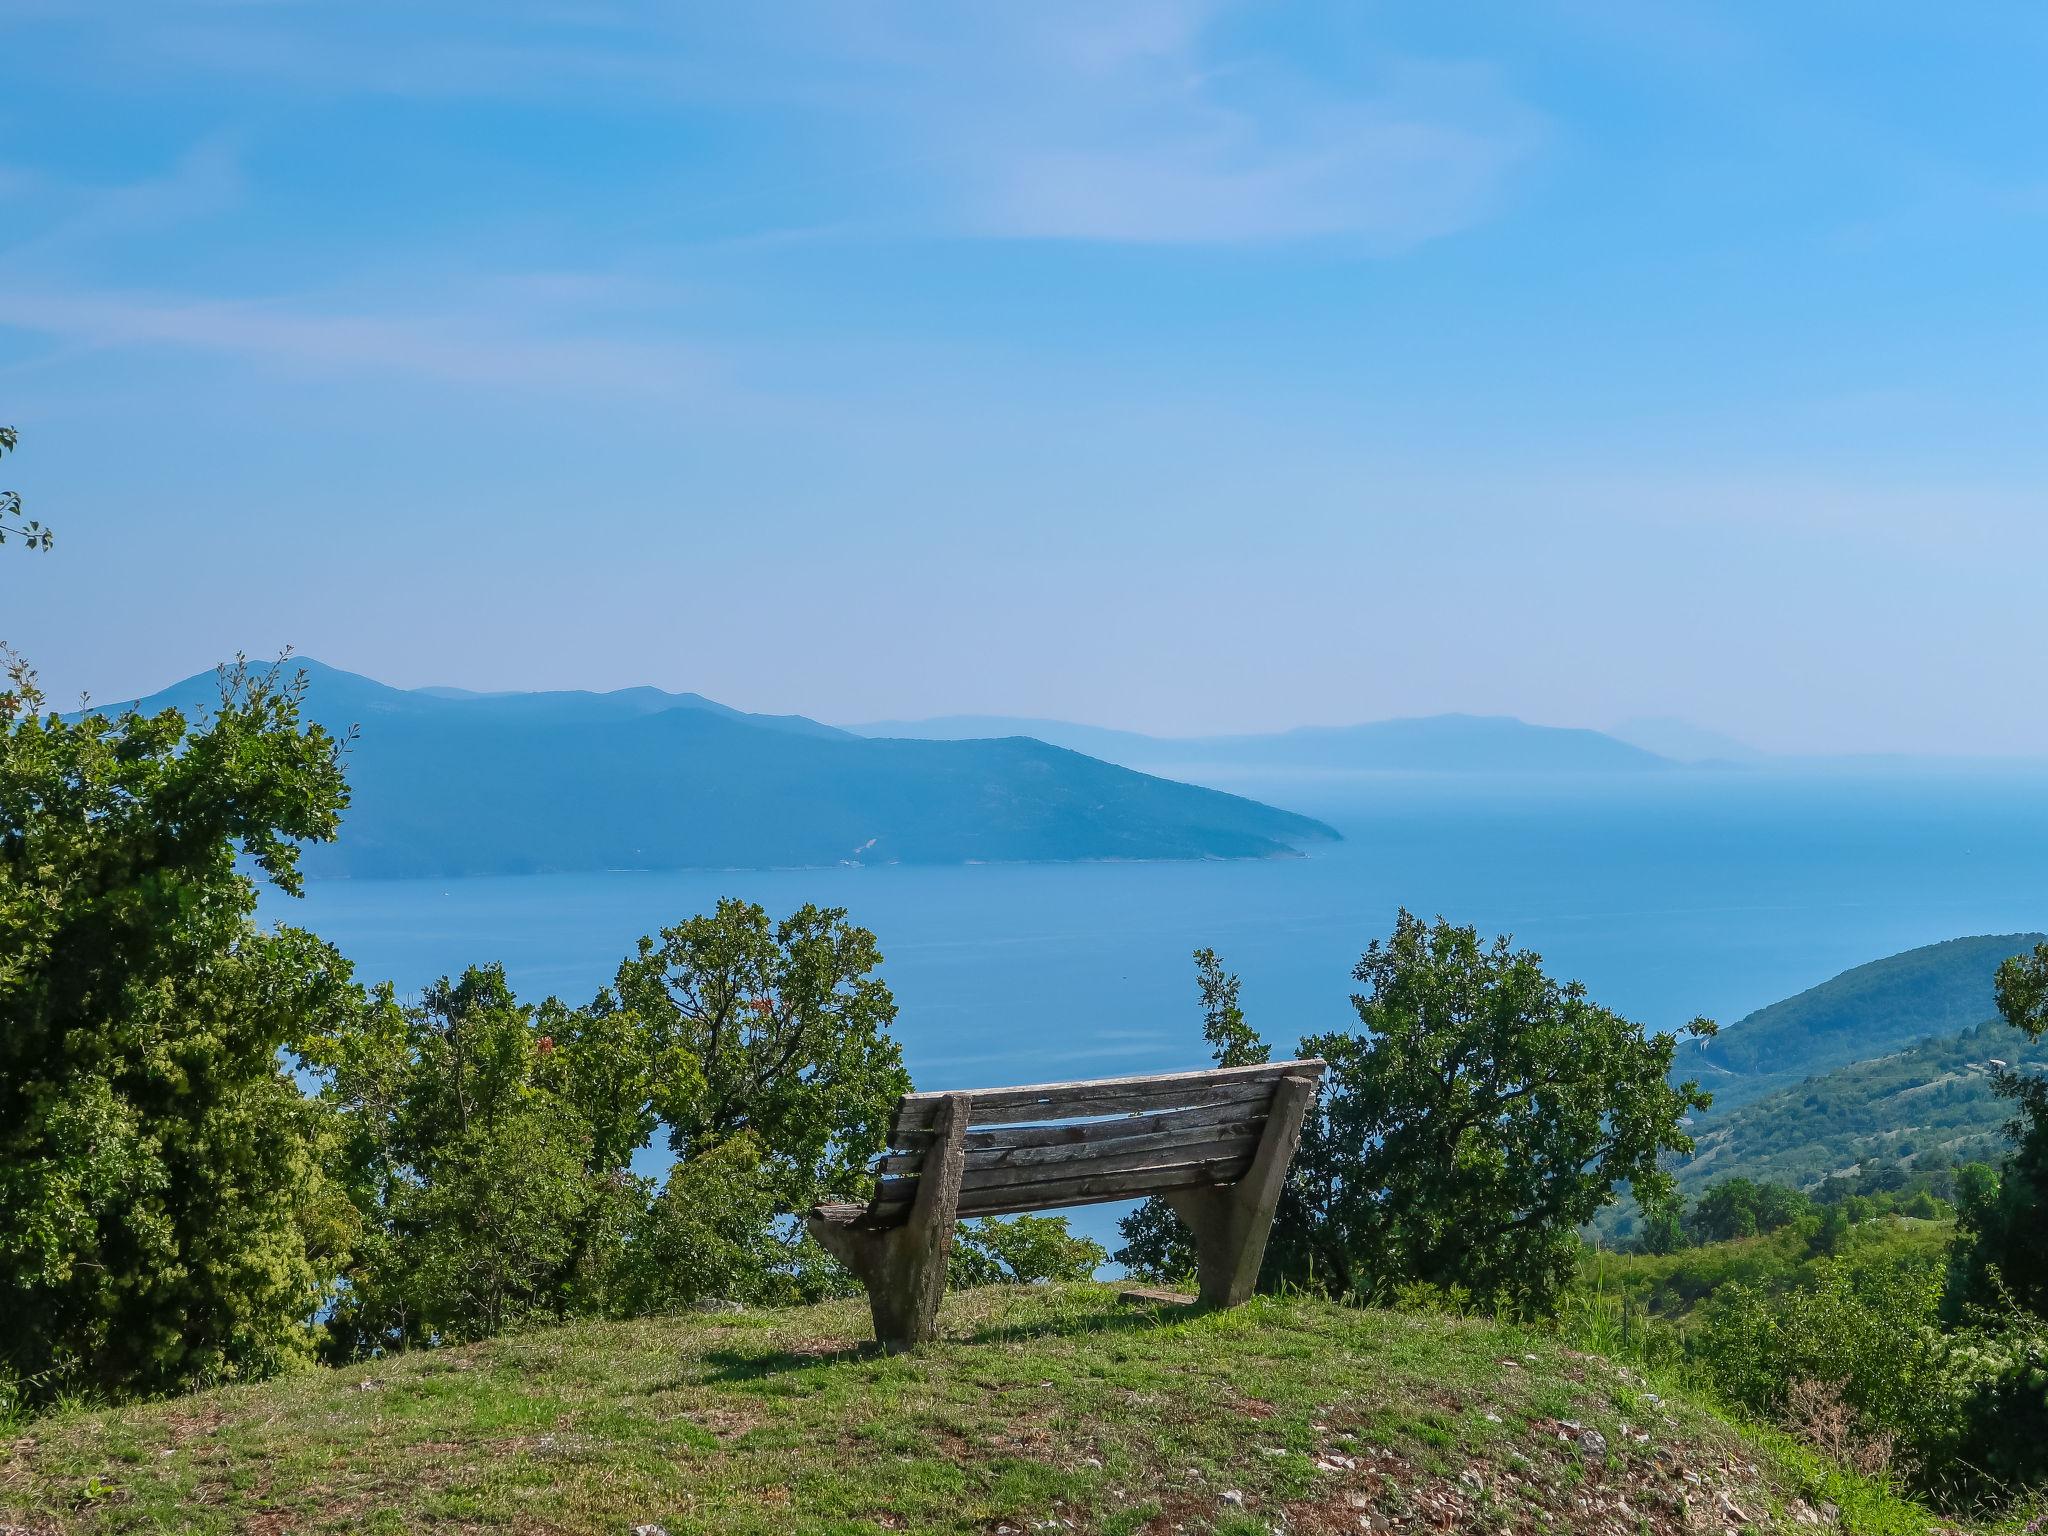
0, 657, 354, 1404
1298, 911, 1713, 1312
0, 426, 52, 553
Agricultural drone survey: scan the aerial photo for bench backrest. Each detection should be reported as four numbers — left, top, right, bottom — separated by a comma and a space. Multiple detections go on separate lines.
866, 1059, 1326, 1223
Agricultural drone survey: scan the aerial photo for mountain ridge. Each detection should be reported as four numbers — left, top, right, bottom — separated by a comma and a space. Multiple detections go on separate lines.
85, 660, 1339, 878
847, 710, 1675, 774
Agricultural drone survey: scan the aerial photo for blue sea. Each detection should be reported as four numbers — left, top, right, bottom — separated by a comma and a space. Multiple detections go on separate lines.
264, 766, 2048, 1250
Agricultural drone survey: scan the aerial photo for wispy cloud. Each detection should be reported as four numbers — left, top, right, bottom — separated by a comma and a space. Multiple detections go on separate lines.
0, 283, 707, 394
50, 0, 1545, 250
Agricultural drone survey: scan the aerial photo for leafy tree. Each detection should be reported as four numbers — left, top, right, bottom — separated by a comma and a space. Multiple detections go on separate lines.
308, 967, 652, 1354
0, 427, 51, 551
314, 900, 912, 1352
1946, 942, 2048, 1321
1686, 1178, 1812, 1244
0, 657, 355, 1404
950, 1215, 1107, 1289
1284, 913, 1714, 1311
608, 898, 909, 1212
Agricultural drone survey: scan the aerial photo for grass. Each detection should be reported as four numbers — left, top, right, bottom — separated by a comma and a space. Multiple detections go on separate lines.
0, 1283, 1950, 1535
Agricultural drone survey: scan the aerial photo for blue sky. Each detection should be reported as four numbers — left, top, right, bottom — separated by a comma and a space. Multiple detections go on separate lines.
4, 2, 2047, 752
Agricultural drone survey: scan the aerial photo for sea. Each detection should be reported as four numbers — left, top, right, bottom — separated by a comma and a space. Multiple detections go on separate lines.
262, 765, 2048, 1251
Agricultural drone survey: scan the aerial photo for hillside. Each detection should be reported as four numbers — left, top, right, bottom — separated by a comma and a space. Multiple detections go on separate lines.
849, 712, 1674, 775
1677, 1018, 2048, 1196
91, 663, 1339, 877
1674, 933, 2045, 1111
0, 1285, 1923, 1535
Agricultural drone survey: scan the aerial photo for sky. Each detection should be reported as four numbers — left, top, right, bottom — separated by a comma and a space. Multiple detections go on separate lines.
4, 2, 2048, 754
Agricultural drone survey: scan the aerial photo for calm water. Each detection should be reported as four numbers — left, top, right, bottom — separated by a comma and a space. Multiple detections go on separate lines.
264, 767, 2048, 1250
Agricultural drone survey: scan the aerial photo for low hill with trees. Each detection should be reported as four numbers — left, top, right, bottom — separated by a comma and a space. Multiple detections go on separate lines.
1673, 934, 2045, 1110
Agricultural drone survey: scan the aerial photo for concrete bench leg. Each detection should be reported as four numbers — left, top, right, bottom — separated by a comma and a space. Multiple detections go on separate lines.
1164, 1074, 1316, 1309
807, 1093, 969, 1351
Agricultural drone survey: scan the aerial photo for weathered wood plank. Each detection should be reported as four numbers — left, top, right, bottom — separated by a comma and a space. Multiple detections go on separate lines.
876, 1132, 1262, 1205
889, 1073, 1306, 1143
889, 1059, 1322, 1140
877, 1103, 1267, 1174
859, 1151, 1259, 1226
956, 1155, 1256, 1217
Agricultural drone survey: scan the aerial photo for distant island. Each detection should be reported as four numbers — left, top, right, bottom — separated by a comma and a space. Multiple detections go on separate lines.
848, 711, 1675, 775
96, 661, 1340, 878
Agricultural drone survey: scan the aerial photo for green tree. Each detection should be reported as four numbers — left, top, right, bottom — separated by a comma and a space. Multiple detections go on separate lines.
950, 1215, 1108, 1289
609, 898, 909, 1212
1286, 912, 1714, 1311
1946, 942, 2048, 1320
314, 899, 912, 1351
0, 657, 355, 1404
0, 428, 51, 551
308, 967, 651, 1354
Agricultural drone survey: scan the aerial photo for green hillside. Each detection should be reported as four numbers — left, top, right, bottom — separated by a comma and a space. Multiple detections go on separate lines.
1675, 934, 2045, 1111
0, 1285, 1928, 1535
1677, 1019, 2048, 1196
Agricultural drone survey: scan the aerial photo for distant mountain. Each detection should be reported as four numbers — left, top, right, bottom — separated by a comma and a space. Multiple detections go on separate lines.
1676, 1018, 2048, 1197
1609, 716, 1767, 765
93, 661, 1339, 878
1675, 933, 2046, 1111
848, 712, 1672, 775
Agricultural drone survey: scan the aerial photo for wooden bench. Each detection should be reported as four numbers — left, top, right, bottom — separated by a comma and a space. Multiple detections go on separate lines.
807, 1058, 1325, 1350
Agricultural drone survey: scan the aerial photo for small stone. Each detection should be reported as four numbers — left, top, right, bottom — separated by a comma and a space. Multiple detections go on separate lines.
631, 1526, 668, 1536
1220, 1490, 1245, 1507
1579, 1428, 1608, 1459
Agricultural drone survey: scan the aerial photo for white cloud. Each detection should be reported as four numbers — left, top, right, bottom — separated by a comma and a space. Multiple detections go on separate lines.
0, 284, 706, 394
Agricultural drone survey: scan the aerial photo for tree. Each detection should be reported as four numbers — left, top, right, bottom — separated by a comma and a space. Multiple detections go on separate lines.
608, 899, 910, 1213
307, 967, 652, 1354
312, 899, 915, 1352
950, 1215, 1107, 1290
0, 428, 51, 551
1686, 1178, 1812, 1244
1289, 913, 1714, 1311
1945, 943, 2048, 1321
0, 657, 355, 1404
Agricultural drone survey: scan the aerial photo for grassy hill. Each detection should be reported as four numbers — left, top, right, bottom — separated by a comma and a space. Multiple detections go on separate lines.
1674, 934, 2045, 1111
94, 662, 1339, 877
1677, 1019, 2048, 1197
0, 1286, 1932, 1534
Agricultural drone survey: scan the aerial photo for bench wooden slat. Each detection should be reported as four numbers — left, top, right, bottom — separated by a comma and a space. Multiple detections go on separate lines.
889, 1060, 1314, 1140
861, 1153, 1259, 1224
955, 1154, 1256, 1216
875, 1102, 1268, 1175
877, 1130, 1262, 1205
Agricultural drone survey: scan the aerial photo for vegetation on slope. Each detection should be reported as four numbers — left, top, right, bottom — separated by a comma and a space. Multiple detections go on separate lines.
0, 1285, 1931, 1536
1674, 935, 2045, 1111
1674, 1020, 2048, 1197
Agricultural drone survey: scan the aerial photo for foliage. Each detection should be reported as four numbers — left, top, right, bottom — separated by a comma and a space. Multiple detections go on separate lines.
0, 427, 51, 551
949, 1215, 1107, 1289
1284, 912, 1713, 1311
1125, 919, 1712, 1316
309, 900, 914, 1354
1946, 942, 2048, 1324
0, 657, 355, 1405
608, 898, 909, 1212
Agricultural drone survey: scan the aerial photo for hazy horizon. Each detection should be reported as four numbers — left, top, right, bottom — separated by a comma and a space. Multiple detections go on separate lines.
9, 3, 2048, 753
